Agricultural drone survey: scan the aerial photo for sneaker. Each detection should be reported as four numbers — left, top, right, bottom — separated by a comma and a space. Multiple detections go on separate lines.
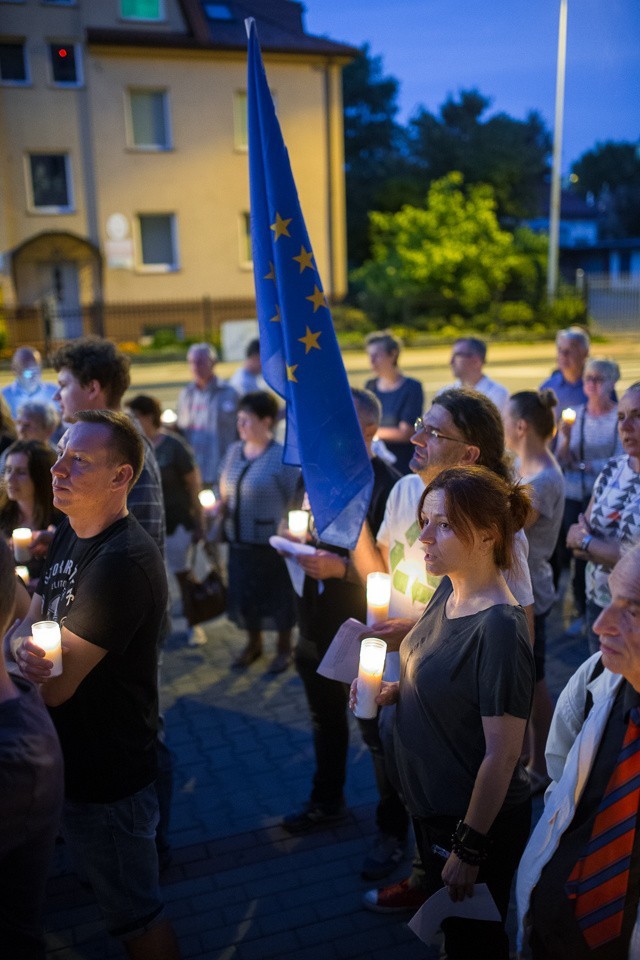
361, 832, 406, 881
187, 625, 207, 647
281, 801, 348, 834
362, 877, 428, 913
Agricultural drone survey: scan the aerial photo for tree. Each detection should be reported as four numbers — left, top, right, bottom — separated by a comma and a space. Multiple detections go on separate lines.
352, 172, 539, 325
407, 90, 551, 222
571, 141, 640, 238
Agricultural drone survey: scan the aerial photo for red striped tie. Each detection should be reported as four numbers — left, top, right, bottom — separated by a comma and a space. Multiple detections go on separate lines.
566, 706, 640, 948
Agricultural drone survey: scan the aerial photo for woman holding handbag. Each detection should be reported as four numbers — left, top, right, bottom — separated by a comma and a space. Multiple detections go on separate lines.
219, 391, 301, 673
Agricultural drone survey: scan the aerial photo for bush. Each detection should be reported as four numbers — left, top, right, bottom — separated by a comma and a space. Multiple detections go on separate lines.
330, 304, 373, 334
540, 296, 589, 329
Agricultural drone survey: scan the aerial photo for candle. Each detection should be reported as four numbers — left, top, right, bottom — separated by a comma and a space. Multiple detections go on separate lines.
561, 407, 577, 424
160, 408, 178, 425
32, 620, 63, 677
353, 638, 387, 719
288, 509, 309, 541
12, 527, 32, 564
15, 565, 30, 584
366, 572, 391, 626
198, 489, 217, 514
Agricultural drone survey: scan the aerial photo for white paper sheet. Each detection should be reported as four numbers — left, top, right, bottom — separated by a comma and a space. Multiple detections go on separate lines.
408, 884, 501, 945
316, 618, 370, 683
269, 535, 317, 597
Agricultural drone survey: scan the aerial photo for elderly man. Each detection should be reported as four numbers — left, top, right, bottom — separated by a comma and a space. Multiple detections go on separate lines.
540, 326, 590, 414
1, 346, 58, 418
176, 343, 238, 487
517, 544, 640, 959
0, 537, 63, 959
438, 337, 509, 413
6, 411, 181, 960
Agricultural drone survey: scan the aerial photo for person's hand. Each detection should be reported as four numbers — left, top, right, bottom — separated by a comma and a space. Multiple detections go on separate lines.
366, 618, 416, 652
558, 418, 574, 442
441, 852, 479, 902
566, 513, 590, 551
15, 635, 53, 685
30, 529, 54, 558
376, 680, 400, 706
296, 550, 346, 581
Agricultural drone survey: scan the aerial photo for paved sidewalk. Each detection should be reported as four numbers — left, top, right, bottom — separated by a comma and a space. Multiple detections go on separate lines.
43, 573, 589, 960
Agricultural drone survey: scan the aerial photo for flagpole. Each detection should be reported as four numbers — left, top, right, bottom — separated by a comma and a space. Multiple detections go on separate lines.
547, 0, 568, 303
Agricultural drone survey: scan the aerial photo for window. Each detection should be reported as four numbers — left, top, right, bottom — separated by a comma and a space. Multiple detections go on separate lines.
233, 90, 247, 150
26, 153, 73, 212
239, 212, 252, 265
49, 43, 81, 86
0, 41, 28, 84
138, 214, 178, 271
128, 90, 170, 150
120, 0, 162, 21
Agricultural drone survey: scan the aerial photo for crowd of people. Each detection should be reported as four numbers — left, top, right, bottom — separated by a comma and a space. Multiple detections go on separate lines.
1, 325, 640, 959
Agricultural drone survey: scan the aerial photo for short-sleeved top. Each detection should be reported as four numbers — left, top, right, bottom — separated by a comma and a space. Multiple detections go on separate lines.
539, 370, 587, 415
437, 375, 509, 413
219, 440, 300, 545
395, 578, 535, 819
587, 455, 640, 609
40, 515, 168, 803
365, 376, 423, 473
176, 379, 238, 486
377, 473, 534, 620
153, 429, 197, 534
561, 404, 622, 502
522, 460, 565, 615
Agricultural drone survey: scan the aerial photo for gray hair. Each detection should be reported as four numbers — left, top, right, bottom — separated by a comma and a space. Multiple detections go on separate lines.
351, 387, 382, 427
187, 342, 218, 363
556, 326, 590, 353
16, 401, 59, 432
585, 357, 620, 384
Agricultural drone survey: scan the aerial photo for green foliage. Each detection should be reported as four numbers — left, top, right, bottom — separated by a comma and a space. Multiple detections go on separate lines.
329, 304, 373, 334
540, 296, 588, 330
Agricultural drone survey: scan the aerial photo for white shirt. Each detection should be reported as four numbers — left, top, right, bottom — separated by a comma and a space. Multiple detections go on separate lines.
438, 374, 510, 413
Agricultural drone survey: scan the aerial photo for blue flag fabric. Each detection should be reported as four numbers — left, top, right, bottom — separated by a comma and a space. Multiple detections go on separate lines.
246, 18, 373, 550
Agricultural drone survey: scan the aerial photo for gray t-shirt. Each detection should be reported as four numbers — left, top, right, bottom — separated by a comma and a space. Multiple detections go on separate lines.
522, 460, 565, 615
395, 578, 534, 820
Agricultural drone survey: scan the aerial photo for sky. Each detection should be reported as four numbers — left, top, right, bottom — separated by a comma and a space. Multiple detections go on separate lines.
303, 0, 640, 171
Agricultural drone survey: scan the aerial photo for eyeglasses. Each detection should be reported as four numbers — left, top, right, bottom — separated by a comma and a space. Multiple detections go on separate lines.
413, 418, 470, 444
584, 375, 606, 384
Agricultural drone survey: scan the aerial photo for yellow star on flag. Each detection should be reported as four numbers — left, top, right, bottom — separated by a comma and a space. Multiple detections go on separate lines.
298, 326, 322, 354
293, 245, 314, 273
264, 261, 276, 281
286, 364, 299, 383
306, 285, 327, 313
270, 304, 281, 323
270, 212, 292, 240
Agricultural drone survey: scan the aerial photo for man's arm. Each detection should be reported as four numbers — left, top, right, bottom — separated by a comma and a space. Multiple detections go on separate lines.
350, 519, 389, 581
14, 624, 106, 707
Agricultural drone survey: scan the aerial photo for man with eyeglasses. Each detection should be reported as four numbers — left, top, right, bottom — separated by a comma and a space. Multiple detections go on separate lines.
353, 388, 535, 913
438, 337, 509, 413
540, 326, 590, 415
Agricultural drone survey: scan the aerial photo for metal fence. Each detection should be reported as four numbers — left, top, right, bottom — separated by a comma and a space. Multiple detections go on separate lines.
0, 296, 257, 356
584, 274, 640, 335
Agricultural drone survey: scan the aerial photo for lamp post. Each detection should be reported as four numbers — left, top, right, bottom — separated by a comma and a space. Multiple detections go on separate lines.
547, 0, 568, 303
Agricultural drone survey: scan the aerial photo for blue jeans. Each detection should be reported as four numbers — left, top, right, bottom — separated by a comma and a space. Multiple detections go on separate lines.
63, 783, 164, 939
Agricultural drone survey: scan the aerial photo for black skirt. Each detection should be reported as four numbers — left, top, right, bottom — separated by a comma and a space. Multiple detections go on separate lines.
227, 542, 296, 632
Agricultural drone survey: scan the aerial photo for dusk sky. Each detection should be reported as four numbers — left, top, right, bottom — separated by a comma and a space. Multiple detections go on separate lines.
304, 0, 640, 171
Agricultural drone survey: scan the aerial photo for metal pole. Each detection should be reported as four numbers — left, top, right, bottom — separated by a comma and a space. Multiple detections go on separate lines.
548, 0, 568, 303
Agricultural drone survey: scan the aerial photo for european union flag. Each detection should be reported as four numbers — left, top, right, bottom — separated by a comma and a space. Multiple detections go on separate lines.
246, 18, 373, 550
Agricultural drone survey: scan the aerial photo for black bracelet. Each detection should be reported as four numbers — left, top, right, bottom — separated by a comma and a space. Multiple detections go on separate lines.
451, 839, 485, 866
453, 820, 491, 855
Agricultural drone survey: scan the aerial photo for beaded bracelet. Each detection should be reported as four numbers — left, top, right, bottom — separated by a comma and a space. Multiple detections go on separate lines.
451, 820, 491, 865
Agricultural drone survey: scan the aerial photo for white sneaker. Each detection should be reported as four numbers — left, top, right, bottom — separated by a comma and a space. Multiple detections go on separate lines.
187, 625, 207, 647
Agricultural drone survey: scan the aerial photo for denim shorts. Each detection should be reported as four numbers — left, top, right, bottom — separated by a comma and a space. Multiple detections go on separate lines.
62, 783, 164, 939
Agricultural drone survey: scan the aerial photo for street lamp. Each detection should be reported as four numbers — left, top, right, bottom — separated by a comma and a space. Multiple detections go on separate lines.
547, 0, 568, 303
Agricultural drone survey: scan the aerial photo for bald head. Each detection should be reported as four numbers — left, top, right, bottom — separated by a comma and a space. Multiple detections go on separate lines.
609, 547, 640, 606
595, 546, 640, 689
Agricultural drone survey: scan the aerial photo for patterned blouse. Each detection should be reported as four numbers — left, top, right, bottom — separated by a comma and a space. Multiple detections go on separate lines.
587, 455, 640, 608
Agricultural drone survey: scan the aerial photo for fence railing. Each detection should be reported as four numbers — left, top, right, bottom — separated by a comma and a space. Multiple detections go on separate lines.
0, 296, 258, 356
584, 273, 640, 334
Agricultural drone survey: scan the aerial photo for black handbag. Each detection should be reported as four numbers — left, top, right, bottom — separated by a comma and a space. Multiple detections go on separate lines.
177, 545, 226, 626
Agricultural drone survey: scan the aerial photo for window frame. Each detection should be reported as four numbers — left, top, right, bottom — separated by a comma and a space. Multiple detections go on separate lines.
25, 152, 74, 214
239, 211, 253, 268
119, 0, 164, 23
48, 41, 83, 87
126, 87, 172, 151
0, 39, 30, 86
136, 212, 179, 273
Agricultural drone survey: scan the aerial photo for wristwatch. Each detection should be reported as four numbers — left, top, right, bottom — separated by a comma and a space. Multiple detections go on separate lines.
580, 534, 593, 554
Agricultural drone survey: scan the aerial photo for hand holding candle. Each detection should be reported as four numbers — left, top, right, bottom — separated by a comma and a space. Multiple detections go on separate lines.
31, 620, 63, 677
198, 489, 217, 516
12, 527, 32, 564
353, 638, 387, 719
288, 509, 309, 542
561, 407, 577, 425
366, 572, 391, 626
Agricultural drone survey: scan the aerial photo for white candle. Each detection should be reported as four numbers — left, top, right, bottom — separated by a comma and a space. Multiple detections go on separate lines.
160, 408, 178, 425
288, 509, 309, 541
32, 620, 63, 677
353, 638, 387, 719
12, 527, 32, 564
198, 489, 217, 515
15, 565, 30, 584
366, 572, 391, 626
562, 407, 577, 424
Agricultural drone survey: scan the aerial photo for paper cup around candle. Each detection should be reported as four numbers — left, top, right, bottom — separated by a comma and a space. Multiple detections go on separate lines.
198, 489, 217, 514
288, 510, 309, 541
353, 638, 387, 719
32, 620, 63, 677
561, 407, 577, 424
366, 572, 391, 626
15, 565, 30, 584
12, 527, 32, 564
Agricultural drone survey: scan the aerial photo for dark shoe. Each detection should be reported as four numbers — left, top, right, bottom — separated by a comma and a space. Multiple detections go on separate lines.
362, 877, 428, 913
232, 646, 262, 669
266, 652, 291, 674
361, 832, 406, 881
281, 801, 348, 834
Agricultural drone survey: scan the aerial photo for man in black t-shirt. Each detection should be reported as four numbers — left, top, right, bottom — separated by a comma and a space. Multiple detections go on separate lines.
8, 411, 181, 960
